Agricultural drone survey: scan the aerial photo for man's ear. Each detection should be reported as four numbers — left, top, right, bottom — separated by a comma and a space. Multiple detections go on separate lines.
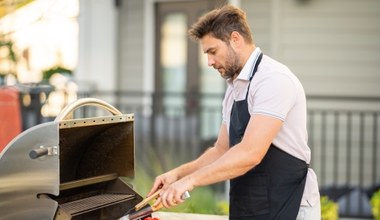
230, 31, 242, 48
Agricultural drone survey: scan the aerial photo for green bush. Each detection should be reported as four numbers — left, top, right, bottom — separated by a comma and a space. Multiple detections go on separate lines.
321, 196, 339, 220
371, 189, 380, 220
168, 187, 228, 215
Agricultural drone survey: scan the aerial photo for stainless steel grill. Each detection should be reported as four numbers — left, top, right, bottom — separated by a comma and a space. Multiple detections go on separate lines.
0, 98, 150, 220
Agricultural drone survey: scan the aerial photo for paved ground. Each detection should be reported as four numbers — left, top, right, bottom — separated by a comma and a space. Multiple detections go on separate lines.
153, 212, 227, 220
153, 212, 370, 220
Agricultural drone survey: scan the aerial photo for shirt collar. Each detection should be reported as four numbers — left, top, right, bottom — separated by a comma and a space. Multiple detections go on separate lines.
229, 47, 262, 82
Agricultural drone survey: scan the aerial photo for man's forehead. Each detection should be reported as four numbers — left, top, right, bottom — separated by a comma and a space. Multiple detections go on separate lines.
201, 35, 223, 53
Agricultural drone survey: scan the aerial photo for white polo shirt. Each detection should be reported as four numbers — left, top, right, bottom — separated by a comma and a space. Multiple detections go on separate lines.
222, 47, 320, 206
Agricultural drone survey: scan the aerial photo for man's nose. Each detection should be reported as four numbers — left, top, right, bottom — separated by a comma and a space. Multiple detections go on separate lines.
207, 56, 215, 67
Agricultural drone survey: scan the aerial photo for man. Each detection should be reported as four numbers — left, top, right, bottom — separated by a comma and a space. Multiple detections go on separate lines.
148, 4, 320, 219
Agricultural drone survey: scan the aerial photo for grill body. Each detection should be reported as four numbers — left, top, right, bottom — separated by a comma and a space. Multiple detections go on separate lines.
0, 122, 59, 219
0, 98, 147, 220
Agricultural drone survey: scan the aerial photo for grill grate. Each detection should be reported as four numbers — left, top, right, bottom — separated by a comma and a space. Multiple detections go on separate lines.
60, 193, 135, 216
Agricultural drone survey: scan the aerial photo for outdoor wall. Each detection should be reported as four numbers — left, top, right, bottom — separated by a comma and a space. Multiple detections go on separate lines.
76, 0, 118, 91
117, 0, 146, 92
240, 0, 380, 197
78, 0, 380, 97
243, 0, 380, 97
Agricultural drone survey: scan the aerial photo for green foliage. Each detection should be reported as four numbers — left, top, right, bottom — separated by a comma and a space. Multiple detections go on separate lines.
321, 196, 339, 220
167, 187, 228, 215
0, 40, 16, 62
371, 189, 380, 220
0, 40, 17, 77
216, 200, 229, 215
42, 66, 73, 80
0, 0, 34, 18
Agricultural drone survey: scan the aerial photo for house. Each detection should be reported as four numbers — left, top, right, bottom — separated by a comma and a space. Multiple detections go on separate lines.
1, 0, 380, 217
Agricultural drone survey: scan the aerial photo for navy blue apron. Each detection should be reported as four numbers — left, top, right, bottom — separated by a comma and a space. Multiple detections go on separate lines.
229, 53, 308, 220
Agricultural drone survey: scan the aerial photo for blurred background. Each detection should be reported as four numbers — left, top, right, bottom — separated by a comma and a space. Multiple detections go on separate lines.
1, 0, 380, 219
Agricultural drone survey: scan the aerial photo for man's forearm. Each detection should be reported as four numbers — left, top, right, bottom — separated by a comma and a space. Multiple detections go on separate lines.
185, 143, 257, 188
173, 145, 227, 179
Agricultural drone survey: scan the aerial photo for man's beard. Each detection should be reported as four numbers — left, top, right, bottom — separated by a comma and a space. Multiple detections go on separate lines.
220, 45, 241, 80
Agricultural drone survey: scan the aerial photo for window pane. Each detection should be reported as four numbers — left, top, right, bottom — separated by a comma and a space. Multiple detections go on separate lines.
199, 45, 224, 139
160, 13, 187, 116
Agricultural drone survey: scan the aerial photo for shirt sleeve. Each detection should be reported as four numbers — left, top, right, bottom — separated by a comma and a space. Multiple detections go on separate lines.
249, 73, 297, 121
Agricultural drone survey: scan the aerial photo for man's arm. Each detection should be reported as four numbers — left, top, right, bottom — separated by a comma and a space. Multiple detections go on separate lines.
188, 114, 283, 185
147, 123, 230, 197
159, 114, 283, 207
174, 123, 230, 179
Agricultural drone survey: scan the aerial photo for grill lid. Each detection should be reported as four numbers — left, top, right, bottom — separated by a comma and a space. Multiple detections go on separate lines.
58, 113, 135, 183
56, 98, 135, 183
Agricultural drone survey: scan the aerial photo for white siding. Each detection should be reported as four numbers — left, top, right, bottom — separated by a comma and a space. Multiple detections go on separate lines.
242, 0, 272, 52
77, 0, 118, 91
117, 0, 145, 91
242, 0, 380, 97
242, 0, 380, 189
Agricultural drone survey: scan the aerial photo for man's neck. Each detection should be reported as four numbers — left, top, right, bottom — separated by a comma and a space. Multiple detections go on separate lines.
241, 44, 256, 66
230, 44, 257, 81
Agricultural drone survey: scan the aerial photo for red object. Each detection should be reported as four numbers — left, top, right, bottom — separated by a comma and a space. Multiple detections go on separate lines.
0, 87, 22, 153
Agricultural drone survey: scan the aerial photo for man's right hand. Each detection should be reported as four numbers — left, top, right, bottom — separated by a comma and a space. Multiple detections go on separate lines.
147, 170, 179, 198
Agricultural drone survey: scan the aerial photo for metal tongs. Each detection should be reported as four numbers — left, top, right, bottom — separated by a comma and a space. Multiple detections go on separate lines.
121, 189, 190, 220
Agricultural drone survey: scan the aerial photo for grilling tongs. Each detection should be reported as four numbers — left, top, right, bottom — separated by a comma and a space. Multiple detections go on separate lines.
121, 189, 190, 220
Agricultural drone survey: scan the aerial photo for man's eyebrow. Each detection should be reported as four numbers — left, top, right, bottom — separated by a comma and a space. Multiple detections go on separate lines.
204, 47, 215, 54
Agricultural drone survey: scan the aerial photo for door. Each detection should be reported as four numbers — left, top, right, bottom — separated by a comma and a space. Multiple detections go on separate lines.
154, 0, 226, 140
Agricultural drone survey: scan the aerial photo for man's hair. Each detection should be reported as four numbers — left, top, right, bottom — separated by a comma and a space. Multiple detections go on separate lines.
188, 4, 254, 44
